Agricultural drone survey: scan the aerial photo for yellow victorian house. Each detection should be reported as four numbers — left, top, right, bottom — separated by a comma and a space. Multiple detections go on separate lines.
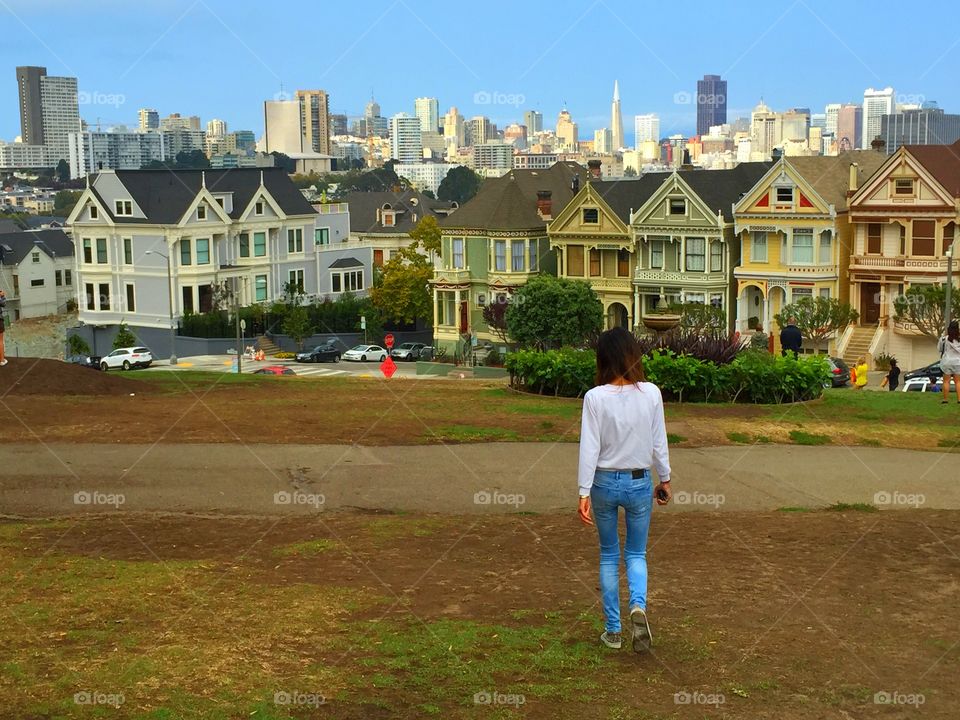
733, 151, 885, 354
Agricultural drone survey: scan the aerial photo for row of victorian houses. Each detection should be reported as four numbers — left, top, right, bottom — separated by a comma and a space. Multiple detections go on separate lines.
433, 141, 960, 368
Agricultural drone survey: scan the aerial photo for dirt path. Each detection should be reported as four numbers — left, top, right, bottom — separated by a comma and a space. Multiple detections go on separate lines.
1, 443, 956, 518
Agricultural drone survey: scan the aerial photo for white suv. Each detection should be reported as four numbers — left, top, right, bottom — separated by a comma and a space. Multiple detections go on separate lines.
100, 346, 153, 371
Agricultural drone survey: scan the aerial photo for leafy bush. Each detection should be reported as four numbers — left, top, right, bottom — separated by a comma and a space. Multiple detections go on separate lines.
873, 352, 895, 371
483, 349, 504, 367
635, 328, 745, 364
506, 347, 830, 403
112, 322, 137, 350
67, 333, 91, 356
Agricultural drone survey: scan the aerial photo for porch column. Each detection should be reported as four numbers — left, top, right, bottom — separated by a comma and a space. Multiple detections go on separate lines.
763, 288, 772, 332
633, 288, 640, 331
432, 287, 439, 328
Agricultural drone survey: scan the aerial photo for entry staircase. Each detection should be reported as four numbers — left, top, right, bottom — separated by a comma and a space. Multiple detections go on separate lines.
842, 325, 877, 366
255, 335, 281, 356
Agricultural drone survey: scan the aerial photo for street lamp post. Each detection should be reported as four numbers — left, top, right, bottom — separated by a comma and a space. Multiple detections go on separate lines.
145, 249, 177, 365
946, 245, 955, 330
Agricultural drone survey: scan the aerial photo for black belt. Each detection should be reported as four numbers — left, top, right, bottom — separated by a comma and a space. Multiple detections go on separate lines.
631, 469, 649, 479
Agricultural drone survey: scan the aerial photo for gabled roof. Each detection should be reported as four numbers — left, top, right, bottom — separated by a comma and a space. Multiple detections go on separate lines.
0, 218, 21, 234
675, 162, 774, 221
0, 229, 74, 265
780, 151, 886, 209
343, 189, 455, 235
903, 139, 960, 197
587, 174, 671, 223
440, 161, 589, 232
21, 215, 66, 229
90, 168, 317, 224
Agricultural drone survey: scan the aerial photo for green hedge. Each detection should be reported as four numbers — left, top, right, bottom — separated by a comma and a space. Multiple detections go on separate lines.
506, 348, 830, 403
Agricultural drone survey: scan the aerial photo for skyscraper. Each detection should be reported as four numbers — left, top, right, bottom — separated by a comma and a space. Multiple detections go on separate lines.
330, 113, 348, 136
696, 74, 727, 137
389, 113, 422, 163
296, 89, 331, 154
16, 66, 81, 163
262, 100, 302, 154
862, 87, 895, 149
634, 114, 660, 145
414, 97, 440, 133
138, 108, 159, 131
442, 106, 465, 148
524, 110, 543, 136
206, 118, 228, 137
556, 109, 578, 151
610, 81, 624, 151
364, 96, 388, 138
836, 104, 862, 152
881, 105, 960, 154
824, 103, 841, 137
594, 128, 612, 154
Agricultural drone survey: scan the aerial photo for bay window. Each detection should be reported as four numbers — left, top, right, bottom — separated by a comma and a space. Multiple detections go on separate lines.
685, 237, 705, 271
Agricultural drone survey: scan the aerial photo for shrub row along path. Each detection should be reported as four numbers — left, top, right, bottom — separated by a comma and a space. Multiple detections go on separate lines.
2, 443, 957, 517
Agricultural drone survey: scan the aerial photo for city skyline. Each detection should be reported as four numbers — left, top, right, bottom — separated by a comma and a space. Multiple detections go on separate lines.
2, 0, 958, 144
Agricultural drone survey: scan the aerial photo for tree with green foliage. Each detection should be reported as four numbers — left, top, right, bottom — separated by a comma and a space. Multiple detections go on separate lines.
774, 296, 859, 353
282, 305, 313, 350
112, 322, 137, 349
175, 150, 211, 169
482, 297, 510, 345
437, 166, 482, 204
421, 189, 436, 199
623, 166, 638, 177
54, 189, 82, 216
270, 151, 296, 173
370, 216, 439, 324
893, 283, 960, 339
56, 159, 70, 183
505, 275, 604, 350
67, 333, 91, 356
669, 302, 727, 337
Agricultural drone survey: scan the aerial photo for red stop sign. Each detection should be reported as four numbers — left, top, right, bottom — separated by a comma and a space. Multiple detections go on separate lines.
384, 333, 395, 349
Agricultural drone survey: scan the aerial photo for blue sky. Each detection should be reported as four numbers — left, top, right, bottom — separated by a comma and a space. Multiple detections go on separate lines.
2, 0, 958, 145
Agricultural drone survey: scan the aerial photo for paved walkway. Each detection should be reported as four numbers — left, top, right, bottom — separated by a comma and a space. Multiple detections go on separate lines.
1, 443, 956, 518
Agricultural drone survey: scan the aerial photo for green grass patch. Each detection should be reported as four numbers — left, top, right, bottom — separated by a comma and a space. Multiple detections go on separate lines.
272, 539, 338, 557
789, 430, 831, 446
727, 431, 751, 443
505, 401, 581, 418
861, 438, 882, 447
431, 425, 520, 442
826, 502, 878, 513
777, 506, 815, 513
937, 437, 960, 448
666, 433, 686, 444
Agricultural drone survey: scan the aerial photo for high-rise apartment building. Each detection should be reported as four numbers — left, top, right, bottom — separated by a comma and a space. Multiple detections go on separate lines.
296, 90, 331, 155
262, 100, 302, 154
634, 113, 660, 145
524, 110, 543, 136
414, 97, 440, 133
696, 74, 727, 136
594, 128, 612, 154
138, 108, 159, 131
881, 105, 960, 154
206, 118, 228, 137
556, 109, 578, 150
466, 116, 492, 146
781, 108, 810, 142
389, 113, 422, 163
862, 87, 895, 149
443, 107, 466, 148
750, 99, 780, 157
824, 104, 841, 137
836, 103, 862, 152
69, 129, 164, 178
160, 113, 201, 131
16, 66, 81, 163
610, 81, 623, 151
330, 113, 348, 136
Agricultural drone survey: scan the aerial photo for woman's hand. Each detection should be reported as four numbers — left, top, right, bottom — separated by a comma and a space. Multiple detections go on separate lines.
655, 482, 672, 506
577, 496, 594, 526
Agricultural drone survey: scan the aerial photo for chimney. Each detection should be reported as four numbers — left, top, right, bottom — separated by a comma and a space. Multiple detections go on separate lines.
871, 137, 885, 152
847, 162, 859, 194
571, 175, 580, 194
536, 190, 553, 220
587, 159, 602, 179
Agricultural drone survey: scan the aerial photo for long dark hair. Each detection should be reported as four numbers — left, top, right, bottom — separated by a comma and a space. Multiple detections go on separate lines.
595, 327, 646, 386
948, 320, 960, 343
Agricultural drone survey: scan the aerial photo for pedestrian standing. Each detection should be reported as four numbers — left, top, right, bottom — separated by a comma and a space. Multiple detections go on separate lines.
854, 356, 869, 390
779, 316, 803, 357
938, 320, 960, 404
578, 327, 672, 653
0, 289, 7, 366
880, 359, 900, 392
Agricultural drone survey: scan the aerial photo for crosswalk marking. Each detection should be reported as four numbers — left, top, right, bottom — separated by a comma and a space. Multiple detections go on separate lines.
292, 366, 350, 377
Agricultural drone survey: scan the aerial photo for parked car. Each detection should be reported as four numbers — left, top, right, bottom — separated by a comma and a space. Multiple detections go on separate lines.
64, 354, 102, 370
253, 365, 295, 376
904, 361, 943, 384
390, 342, 427, 361
902, 376, 956, 392
826, 357, 850, 387
295, 344, 341, 363
100, 347, 153, 371
342, 344, 387, 362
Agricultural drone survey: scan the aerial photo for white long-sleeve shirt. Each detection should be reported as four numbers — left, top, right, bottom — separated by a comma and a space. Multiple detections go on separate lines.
577, 382, 672, 495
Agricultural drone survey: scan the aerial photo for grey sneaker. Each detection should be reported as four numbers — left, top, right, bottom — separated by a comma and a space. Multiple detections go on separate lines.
599, 631, 622, 649
630, 606, 652, 652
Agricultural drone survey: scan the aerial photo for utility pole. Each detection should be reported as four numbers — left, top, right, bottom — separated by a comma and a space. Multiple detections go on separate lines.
946, 242, 956, 330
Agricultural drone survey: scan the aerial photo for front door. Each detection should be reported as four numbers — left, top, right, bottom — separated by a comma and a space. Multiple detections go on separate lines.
860, 282, 881, 324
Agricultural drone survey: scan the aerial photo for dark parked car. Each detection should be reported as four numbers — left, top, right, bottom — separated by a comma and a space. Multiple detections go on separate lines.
904, 361, 942, 384
390, 342, 427, 361
295, 344, 341, 363
826, 356, 850, 387
253, 366, 296, 376
64, 354, 102, 370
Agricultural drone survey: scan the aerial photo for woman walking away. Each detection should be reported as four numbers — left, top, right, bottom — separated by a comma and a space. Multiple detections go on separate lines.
938, 320, 960, 404
880, 358, 900, 392
577, 327, 672, 652
854, 356, 869, 390
0, 289, 7, 366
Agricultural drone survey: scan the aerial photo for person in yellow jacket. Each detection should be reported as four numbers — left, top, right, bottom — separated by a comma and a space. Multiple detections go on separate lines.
854, 356, 869, 390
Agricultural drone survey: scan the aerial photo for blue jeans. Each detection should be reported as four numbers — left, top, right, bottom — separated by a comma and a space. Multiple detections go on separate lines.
591, 469, 653, 633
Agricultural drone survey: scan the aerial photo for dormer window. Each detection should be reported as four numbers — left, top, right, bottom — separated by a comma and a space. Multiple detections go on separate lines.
775, 187, 793, 204
89, 205, 99, 220
582, 208, 599, 224
255, 200, 264, 215
115, 199, 132, 216
669, 198, 686, 215
383, 211, 395, 227
894, 178, 914, 196
197, 204, 207, 221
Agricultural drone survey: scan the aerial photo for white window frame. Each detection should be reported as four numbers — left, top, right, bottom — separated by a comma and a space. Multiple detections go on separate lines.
287, 268, 305, 293
254, 274, 268, 302
818, 232, 832, 265
791, 287, 814, 302
89, 204, 99, 220
30, 278, 45, 288
125, 282, 136, 313
195, 238, 210, 265
331, 269, 364, 293
819, 287, 831, 300
792, 229, 814, 265
529, 240, 539, 272
452, 238, 464, 269
775, 187, 793, 204
123, 237, 133, 265
197, 204, 207, 221
494, 240, 506, 272
668, 198, 686, 216
31, 251, 40, 263
315, 227, 330, 246
751, 232, 768, 263
709, 240, 722, 272
650, 239, 664, 269
287, 228, 304, 253
95, 237, 108, 264
253, 232, 267, 257
685, 237, 706, 272
582, 207, 600, 224
254, 200, 264, 216
511, 241, 525, 272
115, 199, 132, 216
